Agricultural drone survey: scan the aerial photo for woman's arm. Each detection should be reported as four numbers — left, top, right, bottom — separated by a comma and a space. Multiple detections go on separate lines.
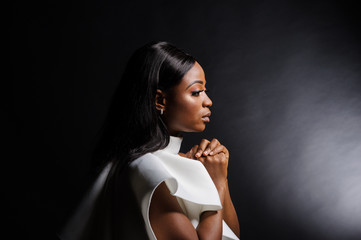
191, 138, 240, 238
149, 182, 225, 240
223, 181, 240, 237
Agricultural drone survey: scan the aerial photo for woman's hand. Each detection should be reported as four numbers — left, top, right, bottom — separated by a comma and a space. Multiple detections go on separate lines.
185, 138, 229, 192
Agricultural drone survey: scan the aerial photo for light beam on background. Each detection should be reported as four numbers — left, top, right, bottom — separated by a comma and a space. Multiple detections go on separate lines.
254, 50, 361, 239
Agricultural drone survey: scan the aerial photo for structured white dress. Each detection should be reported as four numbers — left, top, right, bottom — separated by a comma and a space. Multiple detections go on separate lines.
129, 136, 239, 240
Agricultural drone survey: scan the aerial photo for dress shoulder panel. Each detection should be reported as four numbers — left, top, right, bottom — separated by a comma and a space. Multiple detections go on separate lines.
129, 151, 239, 240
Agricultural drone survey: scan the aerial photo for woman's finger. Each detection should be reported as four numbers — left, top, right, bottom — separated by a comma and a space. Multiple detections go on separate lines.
185, 145, 199, 159
197, 156, 206, 164
195, 139, 210, 158
203, 138, 220, 156
209, 145, 229, 158
184, 150, 192, 159
190, 145, 199, 159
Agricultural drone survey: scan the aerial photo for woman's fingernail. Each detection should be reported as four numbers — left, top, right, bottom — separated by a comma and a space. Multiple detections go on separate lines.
210, 151, 214, 155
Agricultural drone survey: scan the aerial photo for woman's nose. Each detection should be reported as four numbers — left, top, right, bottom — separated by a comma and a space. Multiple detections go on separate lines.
203, 92, 212, 108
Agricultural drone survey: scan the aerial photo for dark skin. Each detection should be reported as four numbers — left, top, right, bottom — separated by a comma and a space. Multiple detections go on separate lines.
153, 61, 240, 239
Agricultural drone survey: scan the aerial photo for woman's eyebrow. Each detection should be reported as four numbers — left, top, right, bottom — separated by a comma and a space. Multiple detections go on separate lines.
186, 80, 204, 89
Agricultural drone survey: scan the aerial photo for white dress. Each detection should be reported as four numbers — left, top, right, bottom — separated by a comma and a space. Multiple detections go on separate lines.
129, 136, 239, 240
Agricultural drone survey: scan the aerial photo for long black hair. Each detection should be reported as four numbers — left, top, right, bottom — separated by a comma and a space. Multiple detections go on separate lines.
62, 41, 197, 240
92, 41, 196, 173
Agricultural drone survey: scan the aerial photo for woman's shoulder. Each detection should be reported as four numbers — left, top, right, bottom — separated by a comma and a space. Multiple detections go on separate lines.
128, 152, 175, 191
129, 152, 162, 171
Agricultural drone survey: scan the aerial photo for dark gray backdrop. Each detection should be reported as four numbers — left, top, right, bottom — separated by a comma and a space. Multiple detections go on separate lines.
10, 0, 361, 239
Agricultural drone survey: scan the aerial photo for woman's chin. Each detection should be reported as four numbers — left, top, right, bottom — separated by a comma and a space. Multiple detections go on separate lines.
194, 124, 207, 132
178, 122, 207, 133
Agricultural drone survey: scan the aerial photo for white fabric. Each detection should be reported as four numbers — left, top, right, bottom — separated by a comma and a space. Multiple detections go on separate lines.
129, 136, 239, 240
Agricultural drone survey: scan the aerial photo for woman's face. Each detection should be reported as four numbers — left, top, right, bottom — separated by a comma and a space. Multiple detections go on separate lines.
163, 61, 213, 135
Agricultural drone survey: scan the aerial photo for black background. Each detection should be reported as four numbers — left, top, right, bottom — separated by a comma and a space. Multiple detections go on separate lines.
10, 0, 361, 239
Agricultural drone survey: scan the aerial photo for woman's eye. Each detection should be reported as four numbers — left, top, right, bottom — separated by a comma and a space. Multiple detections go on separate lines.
191, 90, 203, 96
191, 89, 209, 96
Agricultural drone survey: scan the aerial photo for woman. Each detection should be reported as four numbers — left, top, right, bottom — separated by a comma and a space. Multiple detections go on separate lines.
61, 41, 240, 240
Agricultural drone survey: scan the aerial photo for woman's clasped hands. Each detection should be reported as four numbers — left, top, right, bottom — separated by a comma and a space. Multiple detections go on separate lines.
185, 138, 229, 192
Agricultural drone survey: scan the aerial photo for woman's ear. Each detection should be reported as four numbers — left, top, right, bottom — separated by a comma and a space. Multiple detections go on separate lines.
155, 89, 166, 111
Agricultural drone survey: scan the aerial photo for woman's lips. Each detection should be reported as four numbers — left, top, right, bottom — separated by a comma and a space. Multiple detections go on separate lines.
202, 112, 211, 122
202, 116, 210, 122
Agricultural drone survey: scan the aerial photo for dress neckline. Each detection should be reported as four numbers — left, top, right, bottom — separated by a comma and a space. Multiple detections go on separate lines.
162, 136, 183, 154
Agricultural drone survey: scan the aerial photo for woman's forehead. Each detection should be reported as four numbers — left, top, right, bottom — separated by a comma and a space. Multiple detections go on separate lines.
180, 62, 206, 88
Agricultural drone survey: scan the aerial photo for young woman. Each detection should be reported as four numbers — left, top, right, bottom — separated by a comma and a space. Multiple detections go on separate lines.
61, 41, 240, 240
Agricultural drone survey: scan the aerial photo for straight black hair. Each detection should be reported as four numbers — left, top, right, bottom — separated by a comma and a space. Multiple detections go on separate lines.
68, 41, 197, 239
92, 41, 196, 173
62, 41, 197, 240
